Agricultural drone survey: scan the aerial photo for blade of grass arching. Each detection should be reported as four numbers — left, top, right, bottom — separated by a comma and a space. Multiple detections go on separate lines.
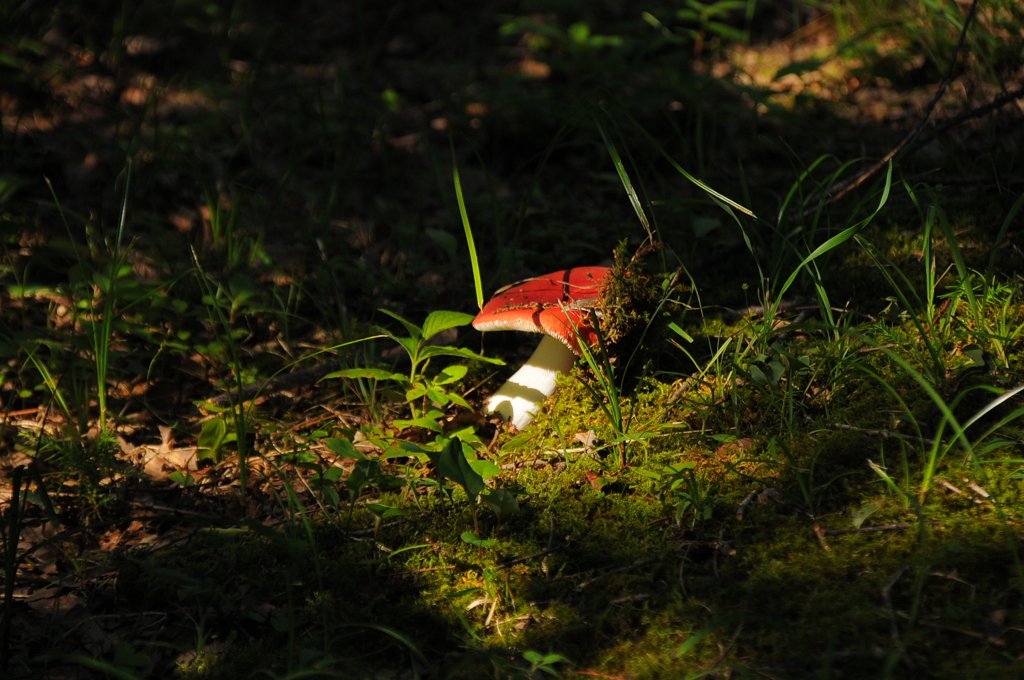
854, 336, 970, 500
946, 384, 1024, 452
804, 157, 864, 239
95, 161, 134, 431
985, 191, 1024, 280
22, 351, 73, 425
618, 107, 755, 218
776, 153, 836, 226
450, 133, 483, 310
923, 204, 936, 320
45, 177, 112, 430
336, 623, 430, 674
776, 158, 891, 301
592, 111, 653, 242
929, 189, 977, 315
855, 237, 944, 381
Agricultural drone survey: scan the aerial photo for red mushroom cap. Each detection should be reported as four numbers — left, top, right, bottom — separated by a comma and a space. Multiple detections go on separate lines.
472, 267, 611, 355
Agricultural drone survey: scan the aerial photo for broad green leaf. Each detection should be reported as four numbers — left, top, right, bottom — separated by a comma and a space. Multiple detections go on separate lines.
425, 387, 449, 405
480, 489, 519, 521
430, 438, 485, 500
435, 364, 469, 384
366, 503, 406, 520
449, 393, 472, 409
325, 437, 367, 460
344, 464, 370, 502
421, 310, 474, 341
378, 309, 422, 341
470, 459, 501, 480
167, 471, 195, 487
316, 466, 345, 483
197, 417, 227, 462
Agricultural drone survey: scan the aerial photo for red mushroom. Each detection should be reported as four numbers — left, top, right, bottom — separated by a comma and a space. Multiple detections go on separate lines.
473, 267, 611, 429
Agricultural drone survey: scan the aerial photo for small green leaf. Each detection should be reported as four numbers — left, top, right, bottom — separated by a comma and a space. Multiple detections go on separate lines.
421, 310, 475, 340
461, 531, 496, 549
197, 416, 227, 462
168, 471, 195, 487
435, 364, 469, 384
379, 308, 423, 340
775, 58, 826, 80
325, 437, 367, 459
448, 393, 472, 409
470, 459, 501, 480
668, 322, 694, 343
851, 499, 884, 529
366, 503, 406, 520
963, 343, 986, 367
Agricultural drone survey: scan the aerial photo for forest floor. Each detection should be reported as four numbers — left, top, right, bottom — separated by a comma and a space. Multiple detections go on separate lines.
3, 1, 1024, 678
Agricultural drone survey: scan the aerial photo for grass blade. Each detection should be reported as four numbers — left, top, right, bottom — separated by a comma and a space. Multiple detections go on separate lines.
450, 133, 484, 310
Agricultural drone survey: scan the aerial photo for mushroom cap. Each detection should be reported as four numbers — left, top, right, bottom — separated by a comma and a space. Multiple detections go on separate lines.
472, 266, 611, 355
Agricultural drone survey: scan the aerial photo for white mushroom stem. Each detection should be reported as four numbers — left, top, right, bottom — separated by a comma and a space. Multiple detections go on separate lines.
485, 334, 578, 429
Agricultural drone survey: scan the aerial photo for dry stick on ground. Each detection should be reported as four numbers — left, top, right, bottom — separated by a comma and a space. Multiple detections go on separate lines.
708, 622, 745, 676
807, 0, 980, 215
823, 523, 913, 536
828, 422, 936, 447
497, 546, 565, 570
915, 619, 1006, 646
209, 360, 341, 407
572, 554, 666, 590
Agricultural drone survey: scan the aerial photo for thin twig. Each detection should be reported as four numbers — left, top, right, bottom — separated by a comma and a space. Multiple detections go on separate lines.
906, 83, 1024, 157
575, 555, 665, 590
829, 422, 936, 446
208, 361, 341, 407
736, 489, 759, 520
810, 0, 981, 212
708, 622, 744, 675
394, 565, 456, 577
916, 619, 1005, 646
824, 520, 940, 536
497, 546, 565, 570
569, 671, 632, 680
823, 523, 912, 536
